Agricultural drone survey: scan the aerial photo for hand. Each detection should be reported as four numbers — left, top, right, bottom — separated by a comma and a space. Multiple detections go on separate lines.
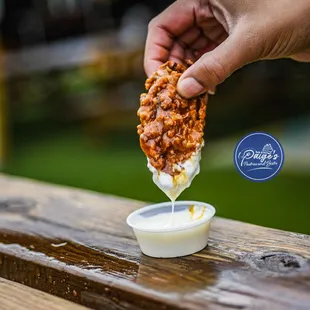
144, 0, 310, 98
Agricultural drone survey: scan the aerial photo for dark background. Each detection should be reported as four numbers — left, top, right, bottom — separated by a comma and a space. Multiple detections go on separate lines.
0, 0, 309, 234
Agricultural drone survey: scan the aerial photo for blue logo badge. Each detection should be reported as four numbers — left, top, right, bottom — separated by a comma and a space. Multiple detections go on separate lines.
234, 132, 284, 182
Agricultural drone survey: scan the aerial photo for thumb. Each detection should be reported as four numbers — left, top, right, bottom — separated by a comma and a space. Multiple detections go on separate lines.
177, 29, 257, 98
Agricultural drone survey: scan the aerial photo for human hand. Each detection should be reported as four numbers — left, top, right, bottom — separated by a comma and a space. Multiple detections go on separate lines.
144, 0, 310, 98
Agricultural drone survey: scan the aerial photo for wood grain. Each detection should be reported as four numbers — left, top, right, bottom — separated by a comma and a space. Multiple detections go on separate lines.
0, 173, 310, 309
0, 277, 88, 310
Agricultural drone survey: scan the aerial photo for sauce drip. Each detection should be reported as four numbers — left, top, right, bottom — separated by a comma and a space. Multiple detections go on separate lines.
164, 188, 179, 227
165, 199, 175, 227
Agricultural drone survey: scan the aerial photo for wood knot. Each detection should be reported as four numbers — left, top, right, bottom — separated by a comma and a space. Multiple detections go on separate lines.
245, 251, 309, 275
0, 197, 36, 214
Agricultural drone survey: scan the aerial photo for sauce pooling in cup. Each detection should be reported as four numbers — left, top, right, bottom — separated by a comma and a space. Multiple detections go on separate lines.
137, 60, 207, 226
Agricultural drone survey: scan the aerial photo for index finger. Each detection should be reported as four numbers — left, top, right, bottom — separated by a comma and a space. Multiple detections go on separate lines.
144, 0, 197, 76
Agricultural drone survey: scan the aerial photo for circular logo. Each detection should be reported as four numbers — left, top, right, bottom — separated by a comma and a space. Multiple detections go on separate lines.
234, 132, 284, 182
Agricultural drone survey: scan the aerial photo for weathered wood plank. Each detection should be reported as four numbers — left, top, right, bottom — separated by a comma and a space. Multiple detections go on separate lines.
0, 174, 310, 309
0, 277, 89, 310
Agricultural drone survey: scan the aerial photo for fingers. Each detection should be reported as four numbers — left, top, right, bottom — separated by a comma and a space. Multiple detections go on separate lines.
177, 28, 258, 98
169, 42, 186, 64
170, 28, 208, 64
192, 39, 218, 59
191, 36, 209, 51
144, 0, 197, 76
178, 27, 201, 48
290, 49, 310, 62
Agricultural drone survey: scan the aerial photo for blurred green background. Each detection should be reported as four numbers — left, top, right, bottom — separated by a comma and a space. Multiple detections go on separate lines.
0, 0, 310, 235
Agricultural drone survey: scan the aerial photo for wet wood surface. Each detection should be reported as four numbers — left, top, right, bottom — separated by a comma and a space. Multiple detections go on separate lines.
0, 174, 310, 309
0, 277, 88, 310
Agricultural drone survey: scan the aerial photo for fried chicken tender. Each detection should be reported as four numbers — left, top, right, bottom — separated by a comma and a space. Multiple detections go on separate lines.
137, 60, 207, 176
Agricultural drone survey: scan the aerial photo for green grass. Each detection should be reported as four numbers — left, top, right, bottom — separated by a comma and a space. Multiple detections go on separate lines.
4, 129, 310, 235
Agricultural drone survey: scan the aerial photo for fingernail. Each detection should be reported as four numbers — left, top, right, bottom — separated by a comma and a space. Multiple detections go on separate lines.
208, 88, 216, 95
177, 77, 205, 98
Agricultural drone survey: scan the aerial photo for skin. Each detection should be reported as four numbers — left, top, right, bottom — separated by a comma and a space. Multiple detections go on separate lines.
144, 0, 310, 98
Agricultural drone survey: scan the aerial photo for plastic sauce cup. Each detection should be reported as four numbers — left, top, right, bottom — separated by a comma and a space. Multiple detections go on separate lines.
126, 200, 216, 258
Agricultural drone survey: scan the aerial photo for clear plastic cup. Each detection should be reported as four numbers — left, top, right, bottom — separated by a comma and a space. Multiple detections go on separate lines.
126, 200, 216, 258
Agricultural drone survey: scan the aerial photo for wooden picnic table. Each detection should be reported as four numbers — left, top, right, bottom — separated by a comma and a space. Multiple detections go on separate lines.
0, 173, 309, 310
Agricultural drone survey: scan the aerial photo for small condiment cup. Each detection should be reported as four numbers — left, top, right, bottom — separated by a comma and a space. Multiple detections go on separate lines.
126, 200, 216, 258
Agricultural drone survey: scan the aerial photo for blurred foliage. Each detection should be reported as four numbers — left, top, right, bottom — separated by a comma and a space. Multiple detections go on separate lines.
4, 128, 310, 235
3, 57, 310, 236
1, 0, 310, 235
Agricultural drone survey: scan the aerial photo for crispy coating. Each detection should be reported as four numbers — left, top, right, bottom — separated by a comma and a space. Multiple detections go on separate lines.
137, 60, 207, 176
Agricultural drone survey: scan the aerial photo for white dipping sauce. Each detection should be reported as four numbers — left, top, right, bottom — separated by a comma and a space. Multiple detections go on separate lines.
126, 200, 216, 258
146, 142, 203, 227
147, 143, 203, 202
133, 204, 208, 230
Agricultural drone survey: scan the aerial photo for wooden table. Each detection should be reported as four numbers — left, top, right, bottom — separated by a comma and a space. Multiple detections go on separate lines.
0, 174, 309, 310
